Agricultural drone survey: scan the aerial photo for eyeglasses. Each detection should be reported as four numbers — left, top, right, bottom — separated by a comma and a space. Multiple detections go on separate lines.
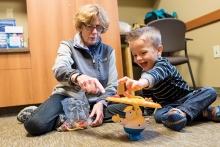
83, 23, 104, 32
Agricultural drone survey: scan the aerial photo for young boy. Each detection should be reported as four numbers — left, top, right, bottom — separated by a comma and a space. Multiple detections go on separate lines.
118, 26, 219, 131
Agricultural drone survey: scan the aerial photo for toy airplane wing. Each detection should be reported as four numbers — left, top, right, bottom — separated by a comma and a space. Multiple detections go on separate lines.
106, 96, 161, 108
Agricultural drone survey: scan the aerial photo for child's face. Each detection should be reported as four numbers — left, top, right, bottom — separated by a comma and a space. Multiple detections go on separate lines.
129, 37, 162, 71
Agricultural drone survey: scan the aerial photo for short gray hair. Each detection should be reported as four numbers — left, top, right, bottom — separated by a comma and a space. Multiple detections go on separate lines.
126, 26, 162, 49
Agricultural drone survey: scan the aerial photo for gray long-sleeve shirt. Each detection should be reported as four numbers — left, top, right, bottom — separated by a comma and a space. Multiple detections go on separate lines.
51, 33, 118, 103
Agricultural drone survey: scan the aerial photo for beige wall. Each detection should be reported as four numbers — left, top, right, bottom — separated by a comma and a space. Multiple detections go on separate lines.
118, 0, 154, 26
118, 0, 220, 88
0, 0, 28, 47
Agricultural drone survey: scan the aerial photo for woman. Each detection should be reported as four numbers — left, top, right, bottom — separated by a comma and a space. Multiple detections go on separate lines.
17, 4, 127, 136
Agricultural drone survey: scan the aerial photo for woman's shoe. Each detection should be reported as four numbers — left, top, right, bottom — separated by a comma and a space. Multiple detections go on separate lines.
17, 106, 38, 123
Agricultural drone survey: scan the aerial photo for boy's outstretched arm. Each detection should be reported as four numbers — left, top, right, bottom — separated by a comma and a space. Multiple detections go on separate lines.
118, 76, 149, 92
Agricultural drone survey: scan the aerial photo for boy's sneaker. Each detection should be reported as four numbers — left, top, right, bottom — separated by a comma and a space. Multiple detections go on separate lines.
17, 106, 38, 123
203, 106, 220, 121
161, 108, 187, 131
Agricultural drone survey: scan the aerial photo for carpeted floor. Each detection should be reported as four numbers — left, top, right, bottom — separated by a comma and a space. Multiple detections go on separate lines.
0, 98, 220, 147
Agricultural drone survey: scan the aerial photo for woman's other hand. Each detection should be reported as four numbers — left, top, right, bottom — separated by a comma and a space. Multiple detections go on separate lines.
89, 102, 104, 127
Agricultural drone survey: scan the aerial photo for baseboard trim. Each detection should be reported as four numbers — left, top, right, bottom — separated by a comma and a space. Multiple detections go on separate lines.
214, 87, 220, 97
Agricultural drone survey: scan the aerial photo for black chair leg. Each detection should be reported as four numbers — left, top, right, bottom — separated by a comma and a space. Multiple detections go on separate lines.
187, 62, 196, 90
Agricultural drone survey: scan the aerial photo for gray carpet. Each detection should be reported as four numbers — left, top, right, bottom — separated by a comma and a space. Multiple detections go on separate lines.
0, 98, 220, 147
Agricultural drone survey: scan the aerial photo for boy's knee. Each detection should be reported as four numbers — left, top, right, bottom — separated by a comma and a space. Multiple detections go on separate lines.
202, 86, 217, 101
208, 87, 217, 99
196, 87, 217, 101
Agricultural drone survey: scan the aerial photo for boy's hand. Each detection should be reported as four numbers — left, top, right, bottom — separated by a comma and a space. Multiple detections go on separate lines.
118, 76, 149, 92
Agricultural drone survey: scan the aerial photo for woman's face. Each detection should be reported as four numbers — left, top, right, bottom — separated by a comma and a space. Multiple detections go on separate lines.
81, 16, 103, 46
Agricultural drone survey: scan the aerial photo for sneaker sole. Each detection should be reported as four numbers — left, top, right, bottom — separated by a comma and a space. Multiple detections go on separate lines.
17, 106, 38, 123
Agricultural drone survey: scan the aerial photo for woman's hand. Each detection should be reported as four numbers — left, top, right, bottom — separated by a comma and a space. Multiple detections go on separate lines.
89, 102, 104, 127
71, 74, 105, 94
118, 76, 149, 92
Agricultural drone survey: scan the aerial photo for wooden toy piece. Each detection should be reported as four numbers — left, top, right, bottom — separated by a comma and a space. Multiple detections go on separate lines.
123, 90, 131, 98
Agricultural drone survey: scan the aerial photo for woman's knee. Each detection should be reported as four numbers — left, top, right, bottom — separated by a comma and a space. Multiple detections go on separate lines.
24, 115, 53, 136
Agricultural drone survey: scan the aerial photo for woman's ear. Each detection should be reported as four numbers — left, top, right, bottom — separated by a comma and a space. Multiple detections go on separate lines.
157, 45, 163, 56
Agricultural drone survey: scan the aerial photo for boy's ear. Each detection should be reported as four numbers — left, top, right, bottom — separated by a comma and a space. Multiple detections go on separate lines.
157, 45, 163, 56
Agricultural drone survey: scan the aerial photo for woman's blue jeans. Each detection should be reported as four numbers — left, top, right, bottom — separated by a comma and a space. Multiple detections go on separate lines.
154, 86, 217, 123
24, 94, 128, 136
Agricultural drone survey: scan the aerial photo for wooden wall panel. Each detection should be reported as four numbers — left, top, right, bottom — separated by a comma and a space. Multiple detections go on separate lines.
0, 69, 33, 107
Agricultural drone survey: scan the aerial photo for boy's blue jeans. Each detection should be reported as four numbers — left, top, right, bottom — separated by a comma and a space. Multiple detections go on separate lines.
154, 86, 217, 123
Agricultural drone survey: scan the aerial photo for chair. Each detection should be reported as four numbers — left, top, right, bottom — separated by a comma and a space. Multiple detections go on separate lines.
147, 18, 196, 89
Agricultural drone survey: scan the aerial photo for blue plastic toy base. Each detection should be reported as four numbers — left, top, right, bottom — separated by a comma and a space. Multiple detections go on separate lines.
124, 127, 144, 141
128, 133, 142, 141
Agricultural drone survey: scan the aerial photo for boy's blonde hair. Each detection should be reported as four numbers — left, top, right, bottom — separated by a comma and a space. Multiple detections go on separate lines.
74, 4, 109, 33
126, 26, 162, 49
